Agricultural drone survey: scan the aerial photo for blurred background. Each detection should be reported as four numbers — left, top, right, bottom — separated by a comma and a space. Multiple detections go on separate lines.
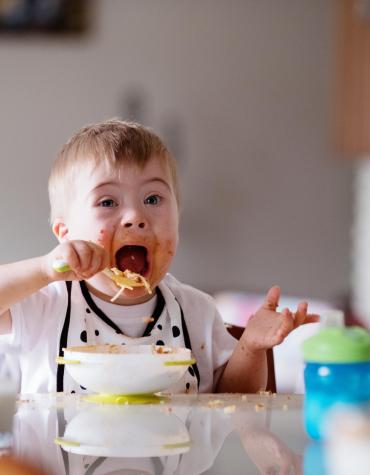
1, 0, 370, 327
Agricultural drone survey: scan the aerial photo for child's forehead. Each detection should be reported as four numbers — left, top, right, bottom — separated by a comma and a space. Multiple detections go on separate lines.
73, 154, 172, 187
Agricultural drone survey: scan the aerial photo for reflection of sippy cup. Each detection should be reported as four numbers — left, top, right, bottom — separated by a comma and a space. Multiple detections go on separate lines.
302, 322, 370, 440
0, 343, 19, 452
325, 407, 370, 475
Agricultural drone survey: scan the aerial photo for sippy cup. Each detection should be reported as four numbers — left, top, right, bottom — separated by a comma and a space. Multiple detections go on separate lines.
302, 322, 370, 440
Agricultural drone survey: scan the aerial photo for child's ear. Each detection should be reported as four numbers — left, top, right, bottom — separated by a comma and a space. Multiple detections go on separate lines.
52, 219, 69, 243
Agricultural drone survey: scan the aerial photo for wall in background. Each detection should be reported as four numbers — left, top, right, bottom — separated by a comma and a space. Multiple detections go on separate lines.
0, 0, 352, 302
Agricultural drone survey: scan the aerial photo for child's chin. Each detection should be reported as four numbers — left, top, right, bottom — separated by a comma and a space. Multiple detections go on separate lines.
120, 287, 154, 303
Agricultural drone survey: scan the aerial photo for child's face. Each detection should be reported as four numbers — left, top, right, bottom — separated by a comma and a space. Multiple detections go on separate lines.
55, 155, 179, 304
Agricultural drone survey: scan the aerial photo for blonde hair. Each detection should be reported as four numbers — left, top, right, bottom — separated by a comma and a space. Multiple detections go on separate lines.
48, 119, 179, 221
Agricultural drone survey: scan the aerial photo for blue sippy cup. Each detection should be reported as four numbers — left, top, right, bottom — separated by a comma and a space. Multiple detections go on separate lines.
302, 325, 370, 440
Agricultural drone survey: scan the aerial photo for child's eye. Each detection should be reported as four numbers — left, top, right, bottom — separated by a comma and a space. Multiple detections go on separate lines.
99, 199, 117, 208
144, 195, 161, 205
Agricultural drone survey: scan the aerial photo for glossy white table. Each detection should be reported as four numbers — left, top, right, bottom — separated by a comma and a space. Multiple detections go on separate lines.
4, 392, 323, 475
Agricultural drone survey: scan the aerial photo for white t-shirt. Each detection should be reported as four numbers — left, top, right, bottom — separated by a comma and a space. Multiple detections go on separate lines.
5, 274, 237, 394
90, 292, 158, 337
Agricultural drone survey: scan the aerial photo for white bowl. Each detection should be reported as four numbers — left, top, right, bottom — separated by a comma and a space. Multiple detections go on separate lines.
60, 344, 194, 395
56, 404, 190, 457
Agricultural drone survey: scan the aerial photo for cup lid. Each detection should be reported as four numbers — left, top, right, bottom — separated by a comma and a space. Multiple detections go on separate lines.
302, 326, 370, 363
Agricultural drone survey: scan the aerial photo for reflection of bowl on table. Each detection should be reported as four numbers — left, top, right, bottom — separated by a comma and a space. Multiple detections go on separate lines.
57, 344, 194, 397
55, 404, 191, 457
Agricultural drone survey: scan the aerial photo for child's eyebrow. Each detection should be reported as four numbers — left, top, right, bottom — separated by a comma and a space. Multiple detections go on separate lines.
90, 181, 119, 193
89, 178, 171, 194
142, 177, 172, 191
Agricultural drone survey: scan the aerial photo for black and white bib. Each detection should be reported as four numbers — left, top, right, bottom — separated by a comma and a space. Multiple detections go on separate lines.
56, 280, 199, 394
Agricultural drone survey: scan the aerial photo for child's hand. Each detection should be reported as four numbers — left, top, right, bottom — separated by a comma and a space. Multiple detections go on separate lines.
44, 240, 109, 282
242, 285, 319, 352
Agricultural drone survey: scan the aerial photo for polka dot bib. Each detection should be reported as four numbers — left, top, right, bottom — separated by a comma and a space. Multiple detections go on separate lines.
56, 280, 199, 395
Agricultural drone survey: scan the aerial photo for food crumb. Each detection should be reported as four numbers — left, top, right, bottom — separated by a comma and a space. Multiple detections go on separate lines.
208, 399, 223, 408
223, 405, 236, 414
143, 317, 154, 323
258, 390, 272, 396
200, 343, 205, 350
153, 345, 173, 354
254, 403, 265, 412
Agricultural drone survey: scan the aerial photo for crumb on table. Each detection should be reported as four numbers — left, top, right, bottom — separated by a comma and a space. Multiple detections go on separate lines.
207, 399, 223, 408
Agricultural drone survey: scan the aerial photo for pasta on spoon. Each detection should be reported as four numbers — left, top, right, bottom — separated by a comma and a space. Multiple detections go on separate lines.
52, 260, 152, 302
102, 267, 152, 302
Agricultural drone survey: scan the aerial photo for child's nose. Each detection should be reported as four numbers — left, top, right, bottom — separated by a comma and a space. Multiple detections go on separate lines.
124, 221, 145, 229
121, 208, 147, 229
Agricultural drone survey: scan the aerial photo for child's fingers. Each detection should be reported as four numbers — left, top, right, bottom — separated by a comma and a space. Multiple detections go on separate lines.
281, 307, 293, 318
87, 245, 107, 276
302, 313, 320, 324
263, 285, 281, 310
87, 239, 109, 269
83, 251, 101, 277
252, 305, 293, 346
61, 245, 81, 273
72, 241, 94, 274
56, 241, 104, 277
75, 242, 108, 278
278, 307, 294, 337
102, 250, 110, 270
93, 242, 110, 272
294, 301, 308, 328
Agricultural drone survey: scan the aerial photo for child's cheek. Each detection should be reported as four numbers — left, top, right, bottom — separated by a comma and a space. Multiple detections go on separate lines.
151, 240, 176, 283
95, 228, 113, 250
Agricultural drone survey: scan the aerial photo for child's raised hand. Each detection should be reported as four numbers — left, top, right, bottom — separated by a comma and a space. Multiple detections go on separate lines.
242, 285, 319, 352
45, 240, 109, 282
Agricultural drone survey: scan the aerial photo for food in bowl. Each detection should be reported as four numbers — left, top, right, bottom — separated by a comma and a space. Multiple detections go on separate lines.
58, 344, 195, 395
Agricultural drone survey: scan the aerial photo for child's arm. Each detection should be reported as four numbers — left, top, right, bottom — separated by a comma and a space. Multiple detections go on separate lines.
216, 286, 319, 393
0, 240, 108, 332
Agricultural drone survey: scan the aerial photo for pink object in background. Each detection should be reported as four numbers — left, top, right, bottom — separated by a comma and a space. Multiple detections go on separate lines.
214, 291, 332, 327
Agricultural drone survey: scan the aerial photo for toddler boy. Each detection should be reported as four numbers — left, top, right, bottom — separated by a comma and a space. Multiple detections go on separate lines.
0, 119, 317, 394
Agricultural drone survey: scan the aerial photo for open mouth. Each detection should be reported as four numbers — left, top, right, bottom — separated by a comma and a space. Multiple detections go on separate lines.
115, 245, 149, 276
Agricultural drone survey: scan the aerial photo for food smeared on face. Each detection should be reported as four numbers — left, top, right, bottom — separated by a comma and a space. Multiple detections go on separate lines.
66, 157, 179, 302
96, 228, 107, 246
